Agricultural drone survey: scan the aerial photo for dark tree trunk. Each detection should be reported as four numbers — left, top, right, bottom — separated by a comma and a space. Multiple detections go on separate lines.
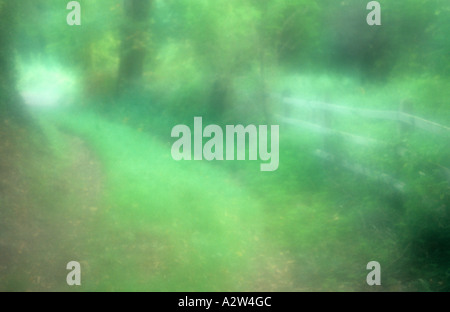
209, 76, 230, 119
117, 0, 152, 94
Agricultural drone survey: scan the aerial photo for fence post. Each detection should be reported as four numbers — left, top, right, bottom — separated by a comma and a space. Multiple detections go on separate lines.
399, 98, 415, 135
319, 93, 339, 162
391, 99, 414, 213
282, 89, 292, 118
397, 99, 414, 161
316, 93, 342, 182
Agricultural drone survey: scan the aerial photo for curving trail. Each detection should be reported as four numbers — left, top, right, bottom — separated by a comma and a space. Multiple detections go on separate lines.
0, 118, 298, 291
0, 125, 104, 290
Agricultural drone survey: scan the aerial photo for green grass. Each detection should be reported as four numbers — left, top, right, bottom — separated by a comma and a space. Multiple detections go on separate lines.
4, 70, 448, 291
31, 95, 446, 291
41, 110, 266, 291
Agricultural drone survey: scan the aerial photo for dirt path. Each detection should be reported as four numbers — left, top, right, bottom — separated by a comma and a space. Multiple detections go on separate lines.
1, 122, 299, 291
0, 125, 104, 291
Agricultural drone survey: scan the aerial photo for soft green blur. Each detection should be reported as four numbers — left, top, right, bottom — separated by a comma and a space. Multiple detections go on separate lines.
0, 0, 449, 291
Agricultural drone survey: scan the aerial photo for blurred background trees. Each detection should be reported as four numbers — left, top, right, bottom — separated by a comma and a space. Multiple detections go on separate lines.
117, 0, 152, 94
0, 0, 28, 121
7, 0, 445, 120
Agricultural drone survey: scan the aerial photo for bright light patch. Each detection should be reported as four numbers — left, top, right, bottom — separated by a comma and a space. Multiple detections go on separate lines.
17, 63, 79, 108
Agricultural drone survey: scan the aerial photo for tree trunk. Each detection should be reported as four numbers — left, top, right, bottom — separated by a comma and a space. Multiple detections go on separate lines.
209, 76, 230, 119
117, 0, 152, 94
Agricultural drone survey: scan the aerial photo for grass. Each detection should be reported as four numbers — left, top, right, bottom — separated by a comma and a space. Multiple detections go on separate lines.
42, 105, 406, 291
2, 70, 448, 291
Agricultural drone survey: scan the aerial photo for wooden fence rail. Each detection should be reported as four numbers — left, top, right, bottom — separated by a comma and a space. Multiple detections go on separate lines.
313, 149, 406, 192
274, 94, 450, 136
275, 94, 450, 192
278, 115, 383, 147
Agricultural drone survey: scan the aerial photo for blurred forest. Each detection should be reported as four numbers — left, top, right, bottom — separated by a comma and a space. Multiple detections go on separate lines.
0, 0, 449, 291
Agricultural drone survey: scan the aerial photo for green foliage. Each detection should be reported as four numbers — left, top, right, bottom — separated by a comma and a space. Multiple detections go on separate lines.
2, 0, 449, 291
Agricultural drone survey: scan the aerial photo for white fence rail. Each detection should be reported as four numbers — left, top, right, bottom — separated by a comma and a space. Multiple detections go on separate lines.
275, 94, 450, 136
275, 94, 450, 191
